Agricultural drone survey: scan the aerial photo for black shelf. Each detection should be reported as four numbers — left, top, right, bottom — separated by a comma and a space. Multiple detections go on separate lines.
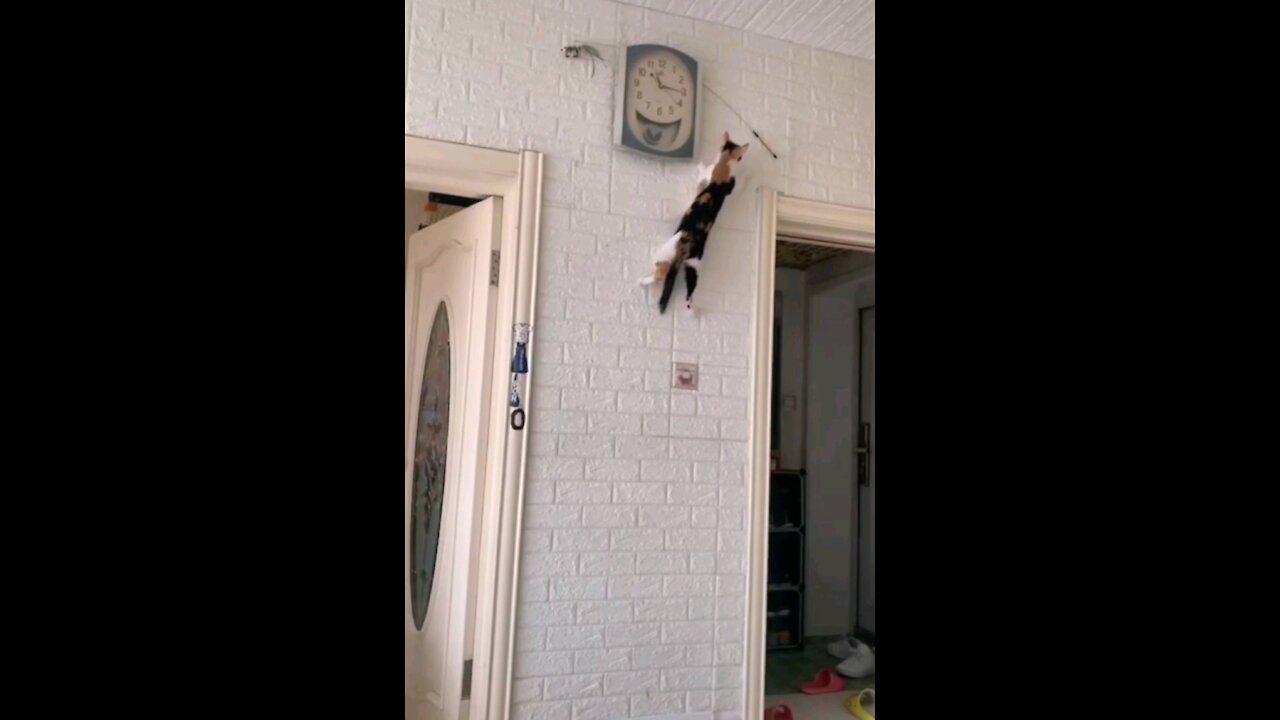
768, 529, 804, 587
766, 588, 803, 650
769, 471, 804, 530
766, 470, 805, 650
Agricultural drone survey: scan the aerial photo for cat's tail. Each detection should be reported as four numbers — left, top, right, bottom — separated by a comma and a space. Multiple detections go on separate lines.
657, 261, 681, 314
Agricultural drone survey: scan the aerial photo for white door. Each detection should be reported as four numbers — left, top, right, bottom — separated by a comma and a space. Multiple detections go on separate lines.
406, 197, 501, 720
857, 306, 875, 635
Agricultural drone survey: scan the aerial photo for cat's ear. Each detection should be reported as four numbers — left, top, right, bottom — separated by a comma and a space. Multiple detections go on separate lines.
723, 131, 730, 144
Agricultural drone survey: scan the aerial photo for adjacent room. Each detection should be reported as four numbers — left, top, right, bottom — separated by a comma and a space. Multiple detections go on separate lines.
763, 239, 876, 719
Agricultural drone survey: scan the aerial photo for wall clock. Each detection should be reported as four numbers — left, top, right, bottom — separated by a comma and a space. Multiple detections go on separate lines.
614, 44, 701, 159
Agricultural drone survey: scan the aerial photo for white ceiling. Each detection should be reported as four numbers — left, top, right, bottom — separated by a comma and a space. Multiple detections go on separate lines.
615, 0, 874, 60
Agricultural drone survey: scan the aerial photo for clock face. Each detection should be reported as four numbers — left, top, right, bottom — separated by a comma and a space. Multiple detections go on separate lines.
621, 46, 697, 156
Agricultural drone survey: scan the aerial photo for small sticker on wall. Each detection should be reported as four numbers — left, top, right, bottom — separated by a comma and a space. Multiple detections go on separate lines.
673, 362, 698, 391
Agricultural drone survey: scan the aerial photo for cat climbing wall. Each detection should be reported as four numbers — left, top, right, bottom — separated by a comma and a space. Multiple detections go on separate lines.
639, 133, 750, 314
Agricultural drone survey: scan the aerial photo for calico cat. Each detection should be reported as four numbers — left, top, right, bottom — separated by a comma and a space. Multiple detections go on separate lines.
639, 132, 749, 313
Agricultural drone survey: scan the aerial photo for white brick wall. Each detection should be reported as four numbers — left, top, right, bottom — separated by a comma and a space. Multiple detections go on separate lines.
406, 1, 874, 718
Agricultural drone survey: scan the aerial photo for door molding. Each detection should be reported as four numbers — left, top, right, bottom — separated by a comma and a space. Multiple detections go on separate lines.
406, 135, 543, 720
855, 304, 875, 639
746, 190, 874, 719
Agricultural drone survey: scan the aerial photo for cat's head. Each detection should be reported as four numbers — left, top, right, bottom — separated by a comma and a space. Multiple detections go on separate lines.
718, 132, 750, 164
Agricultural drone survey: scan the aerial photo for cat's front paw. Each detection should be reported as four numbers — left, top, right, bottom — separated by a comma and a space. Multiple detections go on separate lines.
638, 275, 655, 286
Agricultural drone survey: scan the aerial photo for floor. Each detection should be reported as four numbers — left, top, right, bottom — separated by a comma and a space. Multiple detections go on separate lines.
764, 691, 873, 720
765, 636, 875, 695
765, 636, 874, 718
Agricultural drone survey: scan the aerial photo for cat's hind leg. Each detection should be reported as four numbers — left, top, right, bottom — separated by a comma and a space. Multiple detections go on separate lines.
639, 233, 683, 285
638, 261, 670, 286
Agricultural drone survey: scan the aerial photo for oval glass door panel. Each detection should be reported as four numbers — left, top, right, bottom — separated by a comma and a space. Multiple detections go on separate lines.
410, 303, 450, 631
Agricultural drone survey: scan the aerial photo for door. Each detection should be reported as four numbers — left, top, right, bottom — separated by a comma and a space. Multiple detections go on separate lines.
857, 306, 875, 635
406, 197, 501, 720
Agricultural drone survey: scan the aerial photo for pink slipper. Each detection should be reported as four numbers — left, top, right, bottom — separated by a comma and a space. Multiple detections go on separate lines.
800, 668, 846, 694
764, 704, 795, 720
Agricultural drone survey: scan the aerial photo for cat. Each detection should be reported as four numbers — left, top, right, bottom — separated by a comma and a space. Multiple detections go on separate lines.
638, 132, 749, 314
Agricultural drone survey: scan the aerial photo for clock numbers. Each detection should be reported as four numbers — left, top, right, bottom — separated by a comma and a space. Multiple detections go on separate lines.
621, 46, 696, 156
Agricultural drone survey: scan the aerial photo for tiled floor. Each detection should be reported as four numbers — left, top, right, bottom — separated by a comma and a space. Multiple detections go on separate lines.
765, 635, 874, 717
765, 636, 875, 695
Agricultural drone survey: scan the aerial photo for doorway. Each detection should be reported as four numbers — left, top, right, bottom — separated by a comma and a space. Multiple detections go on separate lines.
761, 240, 875, 717
405, 195, 502, 720
747, 193, 875, 720
405, 137, 544, 720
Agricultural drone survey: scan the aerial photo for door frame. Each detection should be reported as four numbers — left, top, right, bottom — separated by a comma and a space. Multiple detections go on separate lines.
746, 190, 874, 716
406, 135, 544, 720
854, 304, 875, 643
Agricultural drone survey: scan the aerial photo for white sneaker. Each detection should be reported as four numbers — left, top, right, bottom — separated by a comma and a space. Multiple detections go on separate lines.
827, 637, 855, 660
835, 640, 875, 678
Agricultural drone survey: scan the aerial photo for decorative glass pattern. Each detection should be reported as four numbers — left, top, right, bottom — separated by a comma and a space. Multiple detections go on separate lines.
411, 303, 450, 631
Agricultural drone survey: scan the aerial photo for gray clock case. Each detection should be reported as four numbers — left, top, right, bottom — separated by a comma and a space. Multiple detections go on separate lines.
613, 44, 702, 161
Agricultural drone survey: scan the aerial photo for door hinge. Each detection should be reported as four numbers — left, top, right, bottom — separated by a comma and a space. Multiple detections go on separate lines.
490, 251, 500, 286
461, 659, 473, 700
